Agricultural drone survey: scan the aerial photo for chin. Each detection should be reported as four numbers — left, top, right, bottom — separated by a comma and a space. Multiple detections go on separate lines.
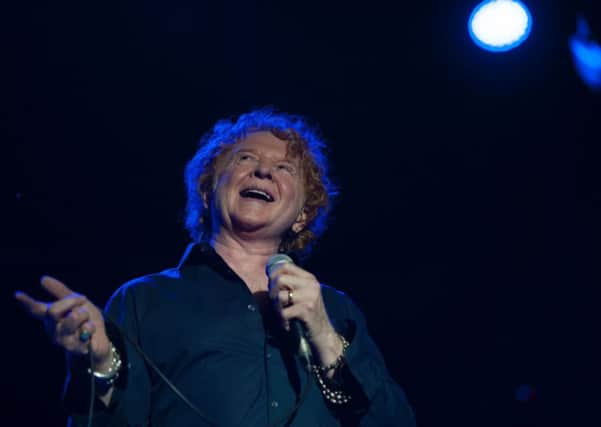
231, 217, 269, 233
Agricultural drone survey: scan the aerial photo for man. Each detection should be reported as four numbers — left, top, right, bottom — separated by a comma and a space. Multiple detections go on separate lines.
15, 109, 415, 426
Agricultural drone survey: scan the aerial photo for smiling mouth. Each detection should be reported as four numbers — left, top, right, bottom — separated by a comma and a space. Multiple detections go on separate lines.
240, 188, 275, 202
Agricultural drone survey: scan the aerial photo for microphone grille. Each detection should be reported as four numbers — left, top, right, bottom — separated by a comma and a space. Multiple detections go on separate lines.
266, 253, 294, 275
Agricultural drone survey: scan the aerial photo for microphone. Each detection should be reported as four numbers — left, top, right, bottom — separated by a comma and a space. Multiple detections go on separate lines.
266, 254, 314, 370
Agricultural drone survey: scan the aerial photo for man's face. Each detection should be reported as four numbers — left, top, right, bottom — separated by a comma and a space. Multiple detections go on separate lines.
208, 131, 307, 241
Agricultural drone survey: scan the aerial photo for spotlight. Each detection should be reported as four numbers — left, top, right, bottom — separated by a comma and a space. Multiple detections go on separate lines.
468, 0, 533, 52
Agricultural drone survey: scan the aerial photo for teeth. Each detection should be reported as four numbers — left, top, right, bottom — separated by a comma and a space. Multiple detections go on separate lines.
241, 188, 274, 201
252, 190, 269, 197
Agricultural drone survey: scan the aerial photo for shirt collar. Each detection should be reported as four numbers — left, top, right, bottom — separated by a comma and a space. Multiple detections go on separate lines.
176, 242, 239, 280
176, 242, 209, 270
177, 241, 303, 274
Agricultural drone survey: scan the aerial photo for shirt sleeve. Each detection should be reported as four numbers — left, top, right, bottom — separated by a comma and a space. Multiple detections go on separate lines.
62, 281, 152, 427
332, 293, 416, 427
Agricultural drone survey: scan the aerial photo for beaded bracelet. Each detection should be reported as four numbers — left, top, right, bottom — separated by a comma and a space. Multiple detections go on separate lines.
314, 368, 352, 404
312, 334, 352, 404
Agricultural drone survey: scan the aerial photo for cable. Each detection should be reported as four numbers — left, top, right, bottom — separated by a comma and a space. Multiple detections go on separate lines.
105, 317, 217, 426
84, 316, 311, 427
87, 343, 95, 427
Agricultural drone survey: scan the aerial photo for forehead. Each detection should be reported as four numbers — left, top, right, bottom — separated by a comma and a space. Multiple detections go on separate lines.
233, 131, 296, 159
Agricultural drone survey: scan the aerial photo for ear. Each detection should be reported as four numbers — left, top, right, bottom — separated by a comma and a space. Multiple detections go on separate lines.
291, 209, 308, 234
201, 190, 210, 209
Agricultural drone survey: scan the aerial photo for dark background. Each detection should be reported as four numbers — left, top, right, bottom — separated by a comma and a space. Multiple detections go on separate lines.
3, 0, 600, 425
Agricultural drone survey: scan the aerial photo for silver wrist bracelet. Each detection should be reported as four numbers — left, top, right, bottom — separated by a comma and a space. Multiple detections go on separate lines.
88, 343, 122, 387
312, 334, 349, 373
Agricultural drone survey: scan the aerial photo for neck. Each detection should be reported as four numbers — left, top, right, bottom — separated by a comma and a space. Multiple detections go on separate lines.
210, 231, 281, 293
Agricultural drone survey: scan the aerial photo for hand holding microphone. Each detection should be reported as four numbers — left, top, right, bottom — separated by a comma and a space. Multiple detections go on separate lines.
266, 255, 343, 371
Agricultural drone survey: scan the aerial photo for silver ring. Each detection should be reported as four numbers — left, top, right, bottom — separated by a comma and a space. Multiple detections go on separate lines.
287, 290, 294, 306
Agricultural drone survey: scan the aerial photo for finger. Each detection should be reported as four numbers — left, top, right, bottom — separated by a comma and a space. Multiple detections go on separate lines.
271, 289, 288, 309
281, 303, 307, 326
269, 279, 294, 301
277, 289, 291, 307
61, 333, 91, 354
269, 274, 315, 301
274, 263, 315, 280
268, 269, 298, 296
275, 288, 307, 308
279, 304, 305, 331
14, 291, 49, 318
47, 296, 87, 322
57, 319, 96, 352
40, 275, 76, 299
60, 306, 91, 335
78, 320, 96, 344
81, 320, 96, 336
277, 288, 314, 331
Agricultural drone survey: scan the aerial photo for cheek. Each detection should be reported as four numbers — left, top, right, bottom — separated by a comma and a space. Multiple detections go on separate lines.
212, 175, 235, 208
215, 168, 239, 191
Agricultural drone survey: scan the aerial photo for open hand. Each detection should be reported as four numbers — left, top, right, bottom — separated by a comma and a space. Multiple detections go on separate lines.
14, 276, 112, 367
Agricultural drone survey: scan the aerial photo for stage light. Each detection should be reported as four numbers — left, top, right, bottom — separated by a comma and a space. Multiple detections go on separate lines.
468, 0, 532, 52
569, 16, 601, 91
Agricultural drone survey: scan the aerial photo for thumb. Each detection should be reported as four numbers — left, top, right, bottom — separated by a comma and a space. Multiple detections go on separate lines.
40, 275, 76, 299
14, 291, 49, 319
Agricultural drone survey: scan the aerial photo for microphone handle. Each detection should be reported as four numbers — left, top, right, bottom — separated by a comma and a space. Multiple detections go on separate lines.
264, 254, 314, 369
291, 319, 313, 369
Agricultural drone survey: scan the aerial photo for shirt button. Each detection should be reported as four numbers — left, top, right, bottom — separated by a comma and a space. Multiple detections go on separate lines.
270, 400, 279, 408
266, 352, 272, 359
247, 304, 256, 312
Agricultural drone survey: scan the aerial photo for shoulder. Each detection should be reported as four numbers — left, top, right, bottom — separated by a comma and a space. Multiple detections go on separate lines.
105, 268, 182, 309
320, 283, 366, 328
320, 282, 350, 304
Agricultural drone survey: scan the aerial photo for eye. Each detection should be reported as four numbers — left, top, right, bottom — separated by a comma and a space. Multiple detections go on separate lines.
277, 163, 297, 175
236, 152, 257, 163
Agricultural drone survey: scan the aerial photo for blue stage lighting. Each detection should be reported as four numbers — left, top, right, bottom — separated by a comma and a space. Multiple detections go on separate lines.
569, 16, 601, 91
468, 0, 532, 52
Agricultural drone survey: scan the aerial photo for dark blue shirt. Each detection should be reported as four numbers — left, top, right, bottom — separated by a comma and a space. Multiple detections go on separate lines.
64, 243, 415, 426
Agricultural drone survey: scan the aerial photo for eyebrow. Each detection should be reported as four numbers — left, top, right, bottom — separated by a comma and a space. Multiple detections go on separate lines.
234, 148, 299, 165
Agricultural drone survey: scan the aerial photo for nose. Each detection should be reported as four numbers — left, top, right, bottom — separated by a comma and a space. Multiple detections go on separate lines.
253, 160, 273, 180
